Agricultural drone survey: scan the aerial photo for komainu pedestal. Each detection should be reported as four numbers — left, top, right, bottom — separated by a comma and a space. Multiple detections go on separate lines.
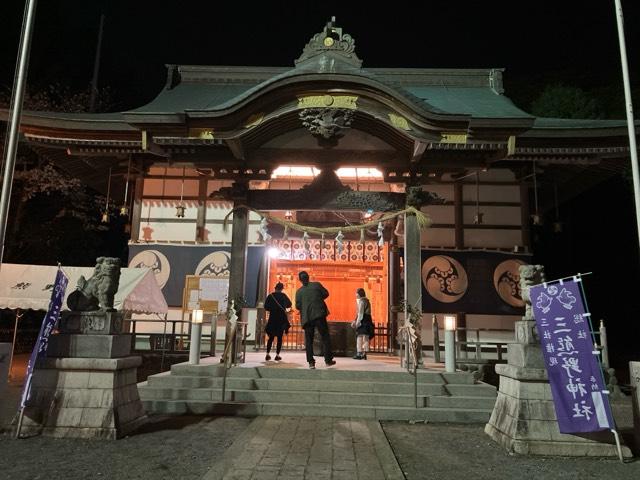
484, 265, 631, 457
20, 258, 147, 439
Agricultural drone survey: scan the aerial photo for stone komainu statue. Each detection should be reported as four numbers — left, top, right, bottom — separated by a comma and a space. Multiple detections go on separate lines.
518, 264, 545, 321
67, 257, 122, 312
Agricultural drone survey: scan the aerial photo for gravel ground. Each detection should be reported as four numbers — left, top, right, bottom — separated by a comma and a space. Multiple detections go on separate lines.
382, 400, 639, 480
0, 411, 251, 480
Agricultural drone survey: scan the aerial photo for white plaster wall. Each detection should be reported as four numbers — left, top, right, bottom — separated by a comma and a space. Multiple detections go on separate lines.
462, 184, 520, 203
463, 206, 521, 226
421, 228, 455, 248
463, 229, 522, 249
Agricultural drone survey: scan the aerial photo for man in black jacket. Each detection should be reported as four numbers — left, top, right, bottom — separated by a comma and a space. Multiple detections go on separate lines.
295, 271, 336, 369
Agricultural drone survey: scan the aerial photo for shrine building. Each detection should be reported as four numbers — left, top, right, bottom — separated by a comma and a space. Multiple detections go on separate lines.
9, 20, 636, 355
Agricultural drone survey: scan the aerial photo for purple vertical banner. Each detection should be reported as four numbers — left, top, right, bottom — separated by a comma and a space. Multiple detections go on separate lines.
530, 278, 614, 433
20, 268, 69, 408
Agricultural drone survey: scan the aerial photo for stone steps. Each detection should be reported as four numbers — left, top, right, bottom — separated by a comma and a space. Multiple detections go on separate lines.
139, 362, 497, 422
141, 399, 493, 422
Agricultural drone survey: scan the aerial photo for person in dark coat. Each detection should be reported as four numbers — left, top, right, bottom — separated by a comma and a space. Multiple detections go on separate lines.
263, 282, 292, 361
351, 288, 374, 359
295, 271, 336, 369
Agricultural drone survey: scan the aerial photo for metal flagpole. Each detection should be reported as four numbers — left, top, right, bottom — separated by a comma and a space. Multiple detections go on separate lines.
0, 0, 38, 269
614, 0, 640, 249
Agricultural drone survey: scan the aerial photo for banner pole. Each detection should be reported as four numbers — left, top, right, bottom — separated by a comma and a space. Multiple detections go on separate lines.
8, 309, 21, 381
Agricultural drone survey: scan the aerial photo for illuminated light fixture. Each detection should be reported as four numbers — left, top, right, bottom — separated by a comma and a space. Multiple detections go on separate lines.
189, 306, 204, 365
363, 209, 373, 220
284, 210, 293, 221
394, 216, 404, 236
444, 314, 456, 372
444, 315, 457, 331
101, 167, 112, 224
191, 308, 204, 324
176, 167, 186, 218
268, 247, 280, 259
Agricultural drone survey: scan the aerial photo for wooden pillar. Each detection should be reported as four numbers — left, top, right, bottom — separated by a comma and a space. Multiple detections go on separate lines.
388, 221, 401, 351
227, 184, 249, 362
130, 175, 144, 242
228, 203, 249, 307
520, 181, 531, 251
404, 211, 423, 363
196, 177, 208, 242
254, 252, 269, 350
454, 182, 464, 249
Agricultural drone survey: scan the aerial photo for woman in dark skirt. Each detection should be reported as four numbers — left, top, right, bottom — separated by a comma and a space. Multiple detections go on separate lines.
352, 288, 374, 360
263, 282, 292, 361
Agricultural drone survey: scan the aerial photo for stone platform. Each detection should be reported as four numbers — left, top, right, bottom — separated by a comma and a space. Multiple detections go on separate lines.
20, 356, 147, 439
139, 352, 497, 422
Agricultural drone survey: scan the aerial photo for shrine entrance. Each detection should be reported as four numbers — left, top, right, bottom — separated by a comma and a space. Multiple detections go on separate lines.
264, 237, 390, 354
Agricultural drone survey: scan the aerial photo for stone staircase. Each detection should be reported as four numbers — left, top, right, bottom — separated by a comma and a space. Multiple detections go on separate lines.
138, 363, 497, 422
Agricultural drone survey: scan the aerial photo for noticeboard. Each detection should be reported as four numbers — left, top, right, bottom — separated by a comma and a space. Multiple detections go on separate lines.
182, 275, 229, 314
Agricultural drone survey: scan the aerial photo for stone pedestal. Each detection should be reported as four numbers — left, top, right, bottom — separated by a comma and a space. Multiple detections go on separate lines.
485, 318, 631, 457
21, 311, 147, 439
21, 357, 146, 439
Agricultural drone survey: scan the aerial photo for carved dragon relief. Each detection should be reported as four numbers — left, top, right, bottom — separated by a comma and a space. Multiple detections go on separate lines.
299, 108, 355, 147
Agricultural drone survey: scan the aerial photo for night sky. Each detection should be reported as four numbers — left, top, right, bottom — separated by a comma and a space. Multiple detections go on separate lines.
1, 1, 639, 370
1, 1, 639, 110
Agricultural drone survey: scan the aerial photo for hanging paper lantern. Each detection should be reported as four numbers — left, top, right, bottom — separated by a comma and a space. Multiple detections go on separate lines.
377, 222, 384, 247
335, 230, 345, 254
302, 231, 311, 257
259, 217, 271, 242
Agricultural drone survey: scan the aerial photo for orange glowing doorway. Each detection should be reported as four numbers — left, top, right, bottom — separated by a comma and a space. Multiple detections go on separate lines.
267, 240, 388, 325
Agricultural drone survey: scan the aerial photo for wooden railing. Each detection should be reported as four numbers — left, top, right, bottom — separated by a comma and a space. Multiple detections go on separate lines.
266, 322, 392, 354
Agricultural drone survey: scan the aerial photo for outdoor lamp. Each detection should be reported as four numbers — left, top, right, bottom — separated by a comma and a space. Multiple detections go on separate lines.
444, 314, 456, 373
189, 307, 204, 364
267, 247, 280, 259
176, 205, 186, 218
192, 308, 204, 324
444, 315, 456, 331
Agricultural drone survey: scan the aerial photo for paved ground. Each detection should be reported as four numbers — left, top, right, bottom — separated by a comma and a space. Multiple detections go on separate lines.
203, 416, 403, 480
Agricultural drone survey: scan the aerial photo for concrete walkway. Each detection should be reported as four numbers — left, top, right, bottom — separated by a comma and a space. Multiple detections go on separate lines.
202, 416, 405, 480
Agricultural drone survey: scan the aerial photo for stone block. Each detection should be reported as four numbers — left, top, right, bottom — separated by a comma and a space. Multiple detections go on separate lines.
62, 388, 105, 408
88, 371, 115, 389
48, 334, 132, 358
80, 407, 113, 428
59, 311, 124, 335
507, 343, 545, 369
513, 320, 539, 345
53, 407, 85, 427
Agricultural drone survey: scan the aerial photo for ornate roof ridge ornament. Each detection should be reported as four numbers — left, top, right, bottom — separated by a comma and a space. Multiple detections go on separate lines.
295, 17, 362, 68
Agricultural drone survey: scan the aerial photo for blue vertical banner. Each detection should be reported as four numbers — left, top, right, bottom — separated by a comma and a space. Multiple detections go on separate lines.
20, 268, 69, 408
529, 277, 614, 433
